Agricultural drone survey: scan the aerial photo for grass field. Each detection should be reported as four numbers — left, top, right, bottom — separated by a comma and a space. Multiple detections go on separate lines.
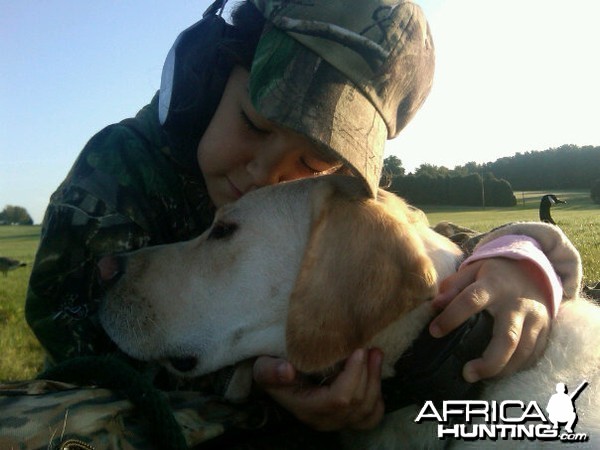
0, 225, 45, 381
423, 190, 600, 283
0, 190, 598, 382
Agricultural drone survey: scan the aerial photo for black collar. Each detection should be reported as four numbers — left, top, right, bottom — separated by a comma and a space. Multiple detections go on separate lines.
382, 311, 493, 412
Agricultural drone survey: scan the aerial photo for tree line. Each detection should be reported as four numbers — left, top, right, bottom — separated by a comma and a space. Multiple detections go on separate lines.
383, 145, 600, 206
469, 145, 599, 191
387, 172, 515, 207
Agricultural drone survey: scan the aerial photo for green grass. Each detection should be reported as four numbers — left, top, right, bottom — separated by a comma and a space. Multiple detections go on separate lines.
0, 191, 598, 381
0, 225, 45, 382
423, 190, 600, 283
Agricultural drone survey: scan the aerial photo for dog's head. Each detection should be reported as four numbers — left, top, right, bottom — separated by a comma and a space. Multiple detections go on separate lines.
99, 175, 460, 379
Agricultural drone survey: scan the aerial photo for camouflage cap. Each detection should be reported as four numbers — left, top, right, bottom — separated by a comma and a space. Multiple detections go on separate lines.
248, 0, 434, 195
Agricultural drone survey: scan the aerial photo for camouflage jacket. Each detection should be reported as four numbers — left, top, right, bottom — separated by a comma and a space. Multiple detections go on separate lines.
26, 93, 216, 363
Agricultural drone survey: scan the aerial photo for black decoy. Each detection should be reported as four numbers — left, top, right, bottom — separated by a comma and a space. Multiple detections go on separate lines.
539, 194, 565, 225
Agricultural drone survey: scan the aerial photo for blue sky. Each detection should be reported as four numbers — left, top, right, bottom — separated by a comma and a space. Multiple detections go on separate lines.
1, 0, 599, 224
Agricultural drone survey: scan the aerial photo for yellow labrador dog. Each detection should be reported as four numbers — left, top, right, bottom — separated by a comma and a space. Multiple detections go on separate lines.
100, 175, 600, 449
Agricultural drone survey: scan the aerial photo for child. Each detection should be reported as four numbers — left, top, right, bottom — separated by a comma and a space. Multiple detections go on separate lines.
25, 0, 582, 445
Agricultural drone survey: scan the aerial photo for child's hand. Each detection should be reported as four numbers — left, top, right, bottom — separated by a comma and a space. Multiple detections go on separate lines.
253, 348, 384, 431
429, 258, 552, 383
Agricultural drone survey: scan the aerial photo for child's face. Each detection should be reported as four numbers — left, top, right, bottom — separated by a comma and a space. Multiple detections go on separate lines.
197, 66, 342, 208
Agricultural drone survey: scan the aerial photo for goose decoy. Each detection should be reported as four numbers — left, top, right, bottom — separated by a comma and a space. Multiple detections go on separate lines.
0, 256, 27, 277
539, 194, 565, 225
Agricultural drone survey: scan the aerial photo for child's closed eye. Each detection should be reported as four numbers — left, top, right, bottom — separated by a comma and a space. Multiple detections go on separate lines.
240, 110, 267, 134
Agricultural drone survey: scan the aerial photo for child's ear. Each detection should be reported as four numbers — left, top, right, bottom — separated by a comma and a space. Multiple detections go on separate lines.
286, 176, 438, 373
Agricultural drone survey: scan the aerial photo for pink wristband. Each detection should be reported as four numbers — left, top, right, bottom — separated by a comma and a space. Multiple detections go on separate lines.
460, 234, 563, 317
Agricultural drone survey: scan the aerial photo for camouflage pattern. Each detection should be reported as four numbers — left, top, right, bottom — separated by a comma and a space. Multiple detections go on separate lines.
249, 0, 435, 196
26, 93, 215, 365
0, 380, 162, 449
0, 380, 266, 449
0, 379, 343, 449
432, 221, 487, 255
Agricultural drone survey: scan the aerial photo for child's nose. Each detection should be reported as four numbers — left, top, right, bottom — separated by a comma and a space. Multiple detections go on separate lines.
246, 145, 298, 187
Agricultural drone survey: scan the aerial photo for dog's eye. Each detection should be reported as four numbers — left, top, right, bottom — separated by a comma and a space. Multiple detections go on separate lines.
208, 221, 238, 240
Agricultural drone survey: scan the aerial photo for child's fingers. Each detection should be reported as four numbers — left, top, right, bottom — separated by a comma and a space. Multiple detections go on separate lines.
329, 349, 368, 404
254, 349, 385, 431
497, 306, 550, 376
345, 348, 385, 430
432, 262, 481, 309
280, 349, 369, 423
463, 310, 525, 382
430, 282, 490, 338
361, 349, 384, 417
253, 356, 296, 388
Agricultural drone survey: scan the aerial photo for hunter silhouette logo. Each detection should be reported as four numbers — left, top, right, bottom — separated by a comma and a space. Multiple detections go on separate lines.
415, 380, 590, 443
546, 381, 588, 434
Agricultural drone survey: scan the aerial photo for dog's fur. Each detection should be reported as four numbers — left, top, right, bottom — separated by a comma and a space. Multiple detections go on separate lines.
100, 175, 600, 449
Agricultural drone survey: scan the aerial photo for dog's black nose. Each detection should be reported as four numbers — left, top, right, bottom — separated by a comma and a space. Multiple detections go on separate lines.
169, 357, 198, 373
97, 255, 126, 284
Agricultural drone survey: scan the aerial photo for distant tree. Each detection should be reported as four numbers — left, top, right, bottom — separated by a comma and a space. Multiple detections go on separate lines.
0, 205, 33, 225
388, 172, 518, 207
451, 173, 484, 206
414, 163, 450, 177
591, 179, 600, 204
382, 155, 405, 177
484, 177, 517, 206
453, 161, 483, 176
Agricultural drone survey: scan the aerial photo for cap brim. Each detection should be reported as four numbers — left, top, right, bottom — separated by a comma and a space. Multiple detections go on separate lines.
249, 26, 386, 196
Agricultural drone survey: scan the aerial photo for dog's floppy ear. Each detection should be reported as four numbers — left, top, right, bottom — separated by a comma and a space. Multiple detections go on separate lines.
286, 176, 439, 373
